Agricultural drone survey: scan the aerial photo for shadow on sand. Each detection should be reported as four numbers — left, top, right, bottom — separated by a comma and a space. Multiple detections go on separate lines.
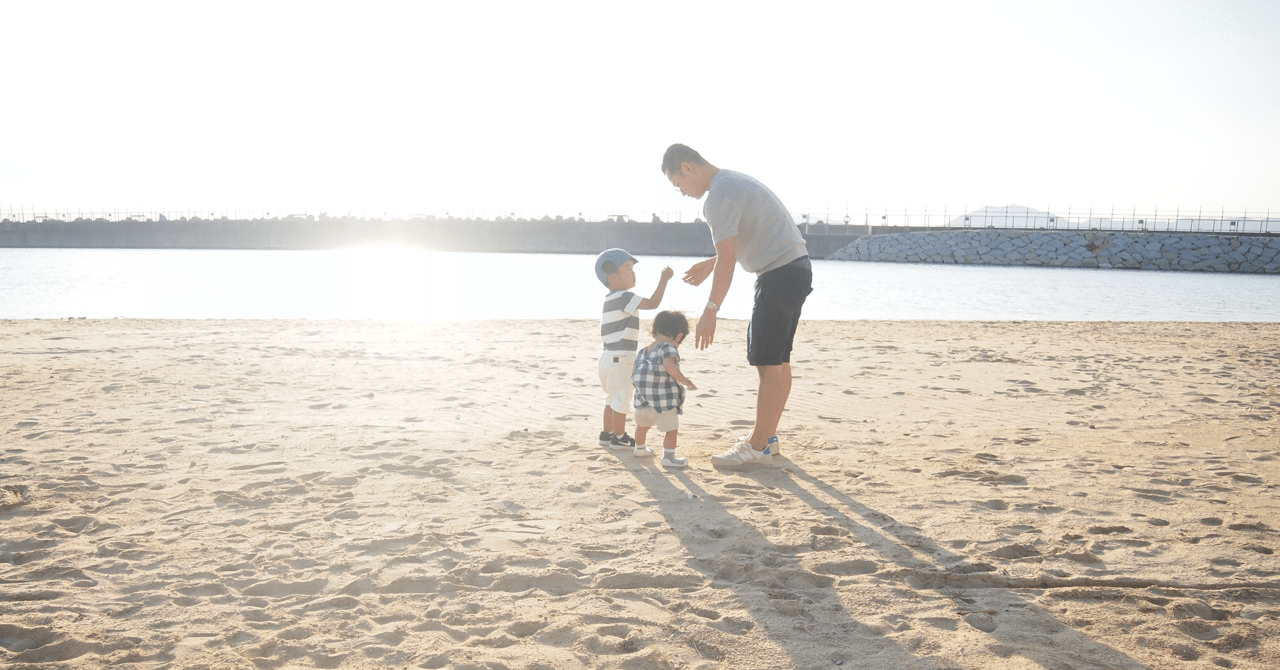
609, 451, 1150, 669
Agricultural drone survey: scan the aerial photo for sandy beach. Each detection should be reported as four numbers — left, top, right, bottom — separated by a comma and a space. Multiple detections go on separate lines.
2, 318, 1278, 669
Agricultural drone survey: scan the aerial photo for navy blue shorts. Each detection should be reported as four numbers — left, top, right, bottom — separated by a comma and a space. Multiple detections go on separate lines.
747, 256, 813, 366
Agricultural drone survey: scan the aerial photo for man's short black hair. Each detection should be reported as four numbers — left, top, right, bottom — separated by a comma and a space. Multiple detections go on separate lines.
661, 144, 708, 176
652, 310, 690, 339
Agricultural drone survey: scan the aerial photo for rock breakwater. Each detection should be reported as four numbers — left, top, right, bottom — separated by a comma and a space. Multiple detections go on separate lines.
829, 230, 1280, 273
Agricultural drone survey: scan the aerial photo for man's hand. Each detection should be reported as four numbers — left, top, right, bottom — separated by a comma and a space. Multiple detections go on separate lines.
695, 311, 717, 350
683, 257, 715, 286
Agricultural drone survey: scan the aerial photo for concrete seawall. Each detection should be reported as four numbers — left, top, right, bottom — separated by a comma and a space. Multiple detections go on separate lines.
9, 218, 1274, 273
0, 218, 862, 259
0, 218, 715, 255
829, 229, 1280, 274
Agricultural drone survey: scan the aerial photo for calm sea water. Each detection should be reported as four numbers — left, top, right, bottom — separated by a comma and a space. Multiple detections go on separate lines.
0, 247, 1276, 321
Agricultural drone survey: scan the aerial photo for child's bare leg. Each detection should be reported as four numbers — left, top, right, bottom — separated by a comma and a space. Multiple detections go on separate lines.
660, 429, 688, 467
603, 406, 629, 435
635, 426, 650, 446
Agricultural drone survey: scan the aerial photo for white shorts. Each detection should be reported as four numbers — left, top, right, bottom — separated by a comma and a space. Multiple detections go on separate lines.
635, 406, 679, 432
598, 350, 635, 414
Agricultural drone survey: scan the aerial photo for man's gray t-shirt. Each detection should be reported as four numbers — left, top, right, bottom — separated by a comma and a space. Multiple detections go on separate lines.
703, 169, 807, 274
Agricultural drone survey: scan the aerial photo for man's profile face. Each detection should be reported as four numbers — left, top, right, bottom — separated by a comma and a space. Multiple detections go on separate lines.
667, 164, 707, 200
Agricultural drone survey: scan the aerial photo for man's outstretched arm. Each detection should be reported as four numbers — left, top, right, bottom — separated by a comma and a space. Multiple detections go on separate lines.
694, 236, 736, 350
683, 257, 716, 286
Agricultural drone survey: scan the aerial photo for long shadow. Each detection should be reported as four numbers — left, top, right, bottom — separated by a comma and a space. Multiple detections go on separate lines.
762, 459, 1154, 669
609, 452, 949, 669
611, 449, 1155, 669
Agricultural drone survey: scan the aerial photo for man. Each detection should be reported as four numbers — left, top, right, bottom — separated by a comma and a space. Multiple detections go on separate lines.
662, 143, 813, 466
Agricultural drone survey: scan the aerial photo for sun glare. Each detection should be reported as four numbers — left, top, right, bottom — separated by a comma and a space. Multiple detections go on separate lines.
341, 246, 459, 321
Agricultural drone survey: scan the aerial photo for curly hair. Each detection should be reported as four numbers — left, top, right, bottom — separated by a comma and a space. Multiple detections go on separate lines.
652, 310, 690, 339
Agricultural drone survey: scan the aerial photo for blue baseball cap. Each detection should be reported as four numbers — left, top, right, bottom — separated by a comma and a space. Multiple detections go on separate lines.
595, 248, 637, 287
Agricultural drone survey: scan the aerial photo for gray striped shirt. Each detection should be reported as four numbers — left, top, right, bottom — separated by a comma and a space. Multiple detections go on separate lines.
601, 290, 643, 352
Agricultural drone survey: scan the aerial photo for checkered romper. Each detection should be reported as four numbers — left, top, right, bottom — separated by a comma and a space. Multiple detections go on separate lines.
632, 342, 684, 415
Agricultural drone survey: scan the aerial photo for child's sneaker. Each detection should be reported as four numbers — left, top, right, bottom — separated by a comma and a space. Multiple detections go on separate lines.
609, 432, 636, 449
661, 455, 689, 468
710, 440, 773, 467
599, 430, 614, 447
633, 445, 655, 458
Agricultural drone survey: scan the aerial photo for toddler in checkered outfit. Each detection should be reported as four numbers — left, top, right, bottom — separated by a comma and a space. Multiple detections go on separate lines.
632, 311, 697, 468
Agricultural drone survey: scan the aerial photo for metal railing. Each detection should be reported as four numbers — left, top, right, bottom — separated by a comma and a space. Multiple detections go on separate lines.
2, 204, 1275, 234
0, 206, 705, 225
799, 206, 1276, 235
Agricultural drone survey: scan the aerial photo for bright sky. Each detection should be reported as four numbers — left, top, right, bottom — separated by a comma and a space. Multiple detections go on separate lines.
3, 0, 1278, 220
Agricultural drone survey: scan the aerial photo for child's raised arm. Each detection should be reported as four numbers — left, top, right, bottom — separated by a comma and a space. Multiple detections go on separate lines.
638, 266, 674, 310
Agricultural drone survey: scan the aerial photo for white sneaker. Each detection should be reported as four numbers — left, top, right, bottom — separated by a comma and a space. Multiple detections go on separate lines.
661, 456, 689, 469
732, 433, 778, 458
633, 445, 655, 458
737, 433, 781, 458
710, 441, 773, 467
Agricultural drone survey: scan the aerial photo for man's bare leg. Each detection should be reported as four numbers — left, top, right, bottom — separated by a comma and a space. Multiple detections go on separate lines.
748, 362, 791, 451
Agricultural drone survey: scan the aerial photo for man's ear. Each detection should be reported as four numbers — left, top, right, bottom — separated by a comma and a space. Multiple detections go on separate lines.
679, 162, 694, 177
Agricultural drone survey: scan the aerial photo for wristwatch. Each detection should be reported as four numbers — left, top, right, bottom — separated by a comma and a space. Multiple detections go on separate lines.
705, 300, 719, 311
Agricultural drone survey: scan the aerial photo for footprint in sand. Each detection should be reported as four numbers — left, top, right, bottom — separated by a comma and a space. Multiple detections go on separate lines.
579, 624, 644, 655
811, 559, 878, 576
50, 516, 97, 534
988, 543, 1040, 559
952, 562, 997, 574
1059, 549, 1102, 564
238, 577, 328, 598
227, 461, 287, 472
710, 616, 754, 636
505, 620, 550, 639
1127, 487, 1174, 503
806, 528, 854, 551
0, 485, 28, 510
